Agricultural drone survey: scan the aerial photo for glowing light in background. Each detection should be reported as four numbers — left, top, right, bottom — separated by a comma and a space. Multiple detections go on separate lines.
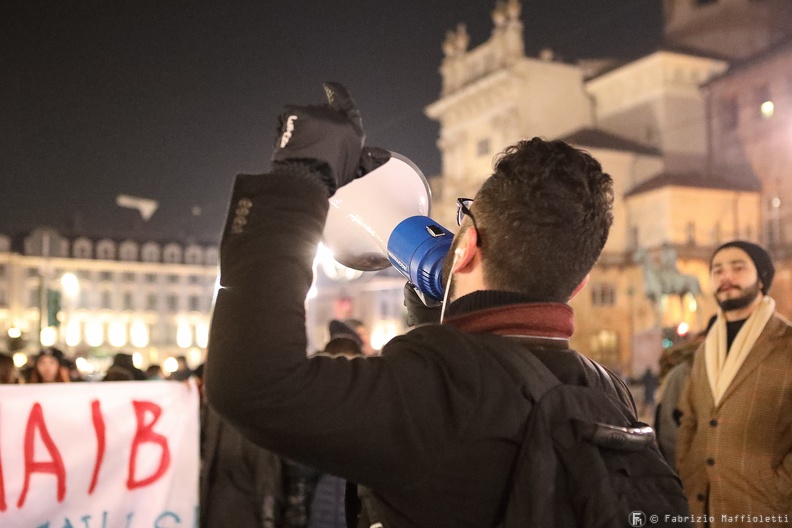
86, 321, 104, 347
132, 352, 143, 369
370, 320, 399, 350
65, 320, 81, 347
760, 100, 774, 119
177, 321, 192, 349
130, 320, 149, 348
40, 326, 57, 347
75, 357, 95, 374
13, 352, 27, 368
60, 272, 80, 298
8, 327, 21, 339
195, 323, 209, 349
188, 347, 204, 367
108, 321, 127, 347
163, 356, 178, 374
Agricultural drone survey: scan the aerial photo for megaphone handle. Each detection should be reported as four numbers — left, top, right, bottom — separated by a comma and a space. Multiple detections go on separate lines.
404, 283, 442, 327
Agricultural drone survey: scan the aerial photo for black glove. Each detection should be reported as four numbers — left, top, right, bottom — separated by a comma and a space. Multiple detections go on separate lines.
271, 81, 390, 195
403, 282, 442, 327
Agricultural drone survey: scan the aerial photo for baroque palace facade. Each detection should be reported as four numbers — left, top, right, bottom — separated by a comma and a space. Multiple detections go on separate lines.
426, 0, 792, 373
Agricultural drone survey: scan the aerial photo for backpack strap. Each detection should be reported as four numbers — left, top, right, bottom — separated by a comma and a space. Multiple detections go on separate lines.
476, 333, 563, 402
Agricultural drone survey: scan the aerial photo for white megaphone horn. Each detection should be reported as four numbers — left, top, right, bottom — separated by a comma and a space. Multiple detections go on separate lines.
323, 152, 454, 302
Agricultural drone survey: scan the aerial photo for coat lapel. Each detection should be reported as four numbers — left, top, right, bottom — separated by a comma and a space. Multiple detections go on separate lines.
717, 316, 783, 406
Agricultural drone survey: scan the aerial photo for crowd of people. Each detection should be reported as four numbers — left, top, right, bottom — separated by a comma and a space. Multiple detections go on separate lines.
0, 348, 188, 385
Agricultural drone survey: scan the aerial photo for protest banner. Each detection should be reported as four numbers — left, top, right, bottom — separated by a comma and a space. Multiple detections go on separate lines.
0, 380, 200, 528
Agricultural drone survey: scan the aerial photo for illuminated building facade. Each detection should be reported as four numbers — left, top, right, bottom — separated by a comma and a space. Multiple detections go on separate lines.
426, 0, 790, 373
0, 228, 217, 371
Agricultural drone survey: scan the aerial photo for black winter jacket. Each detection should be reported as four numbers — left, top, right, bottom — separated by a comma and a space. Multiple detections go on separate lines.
206, 170, 635, 527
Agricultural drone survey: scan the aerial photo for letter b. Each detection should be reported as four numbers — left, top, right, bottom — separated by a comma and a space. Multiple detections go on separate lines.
127, 401, 171, 490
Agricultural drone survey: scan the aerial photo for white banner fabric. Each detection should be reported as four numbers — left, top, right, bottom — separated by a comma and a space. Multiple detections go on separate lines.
0, 380, 200, 528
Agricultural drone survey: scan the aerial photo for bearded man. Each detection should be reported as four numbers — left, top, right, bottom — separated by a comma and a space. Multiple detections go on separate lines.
676, 241, 792, 527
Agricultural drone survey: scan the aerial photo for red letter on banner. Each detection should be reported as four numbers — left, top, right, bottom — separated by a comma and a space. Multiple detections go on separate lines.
88, 399, 106, 494
18, 402, 67, 508
127, 401, 171, 489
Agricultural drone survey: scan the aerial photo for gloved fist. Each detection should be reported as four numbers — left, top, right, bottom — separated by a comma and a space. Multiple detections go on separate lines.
272, 82, 389, 195
403, 282, 442, 327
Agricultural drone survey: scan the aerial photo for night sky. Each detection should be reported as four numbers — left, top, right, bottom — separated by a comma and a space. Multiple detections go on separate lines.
1, 1, 663, 244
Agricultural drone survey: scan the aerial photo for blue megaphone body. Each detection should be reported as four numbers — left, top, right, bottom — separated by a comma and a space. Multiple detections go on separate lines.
387, 216, 454, 302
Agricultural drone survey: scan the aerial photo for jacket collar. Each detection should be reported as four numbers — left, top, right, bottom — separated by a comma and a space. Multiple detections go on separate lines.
442, 291, 574, 346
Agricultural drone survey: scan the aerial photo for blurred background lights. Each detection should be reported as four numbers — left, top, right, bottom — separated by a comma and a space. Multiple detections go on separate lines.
40, 326, 57, 347
130, 320, 149, 348
760, 100, 774, 119
13, 352, 27, 368
163, 356, 178, 374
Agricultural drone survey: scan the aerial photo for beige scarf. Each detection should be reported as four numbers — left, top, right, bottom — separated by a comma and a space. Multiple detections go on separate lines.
705, 296, 775, 407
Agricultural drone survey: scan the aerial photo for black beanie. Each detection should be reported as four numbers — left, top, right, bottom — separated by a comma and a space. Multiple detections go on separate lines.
711, 240, 775, 294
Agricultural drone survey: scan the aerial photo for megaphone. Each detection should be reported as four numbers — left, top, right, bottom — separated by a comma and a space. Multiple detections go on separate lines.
324, 152, 454, 302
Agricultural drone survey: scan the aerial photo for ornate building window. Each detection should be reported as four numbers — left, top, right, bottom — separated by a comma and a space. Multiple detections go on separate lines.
119, 241, 139, 261
96, 239, 116, 260
163, 244, 183, 264
101, 291, 113, 310
73, 238, 93, 259
590, 329, 619, 368
185, 245, 204, 265
189, 295, 201, 312
146, 293, 158, 311
141, 242, 161, 263
123, 291, 134, 311
167, 294, 179, 312
591, 283, 617, 307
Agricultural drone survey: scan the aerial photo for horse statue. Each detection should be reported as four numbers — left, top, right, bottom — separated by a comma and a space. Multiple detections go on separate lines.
633, 245, 701, 303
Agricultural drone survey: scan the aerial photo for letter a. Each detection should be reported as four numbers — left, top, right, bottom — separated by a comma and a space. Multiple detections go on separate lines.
18, 403, 67, 508
127, 401, 171, 489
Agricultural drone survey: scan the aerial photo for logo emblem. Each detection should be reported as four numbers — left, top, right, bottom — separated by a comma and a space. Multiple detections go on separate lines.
629, 511, 647, 527
279, 115, 298, 148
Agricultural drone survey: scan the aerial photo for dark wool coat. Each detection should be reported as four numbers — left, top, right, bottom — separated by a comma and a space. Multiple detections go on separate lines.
206, 171, 635, 527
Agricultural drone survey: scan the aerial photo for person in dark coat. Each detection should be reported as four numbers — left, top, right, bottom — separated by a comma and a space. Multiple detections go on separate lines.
105, 352, 147, 381
200, 360, 283, 528
206, 83, 635, 527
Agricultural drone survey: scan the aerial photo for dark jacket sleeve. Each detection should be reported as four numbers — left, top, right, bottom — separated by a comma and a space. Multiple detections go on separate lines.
205, 170, 483, 492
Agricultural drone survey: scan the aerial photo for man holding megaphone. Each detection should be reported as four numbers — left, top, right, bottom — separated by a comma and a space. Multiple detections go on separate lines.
207, 83, 638, 527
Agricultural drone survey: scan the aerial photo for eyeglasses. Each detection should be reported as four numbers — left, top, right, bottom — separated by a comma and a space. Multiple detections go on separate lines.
456, 197, 482, 247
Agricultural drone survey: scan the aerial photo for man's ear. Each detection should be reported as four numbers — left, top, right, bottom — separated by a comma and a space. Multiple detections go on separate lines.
452, 227, 479, 273
569, 273, 590, 300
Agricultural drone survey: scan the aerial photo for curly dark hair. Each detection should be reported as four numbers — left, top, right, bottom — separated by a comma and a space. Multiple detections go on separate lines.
472, 137, 613, 301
